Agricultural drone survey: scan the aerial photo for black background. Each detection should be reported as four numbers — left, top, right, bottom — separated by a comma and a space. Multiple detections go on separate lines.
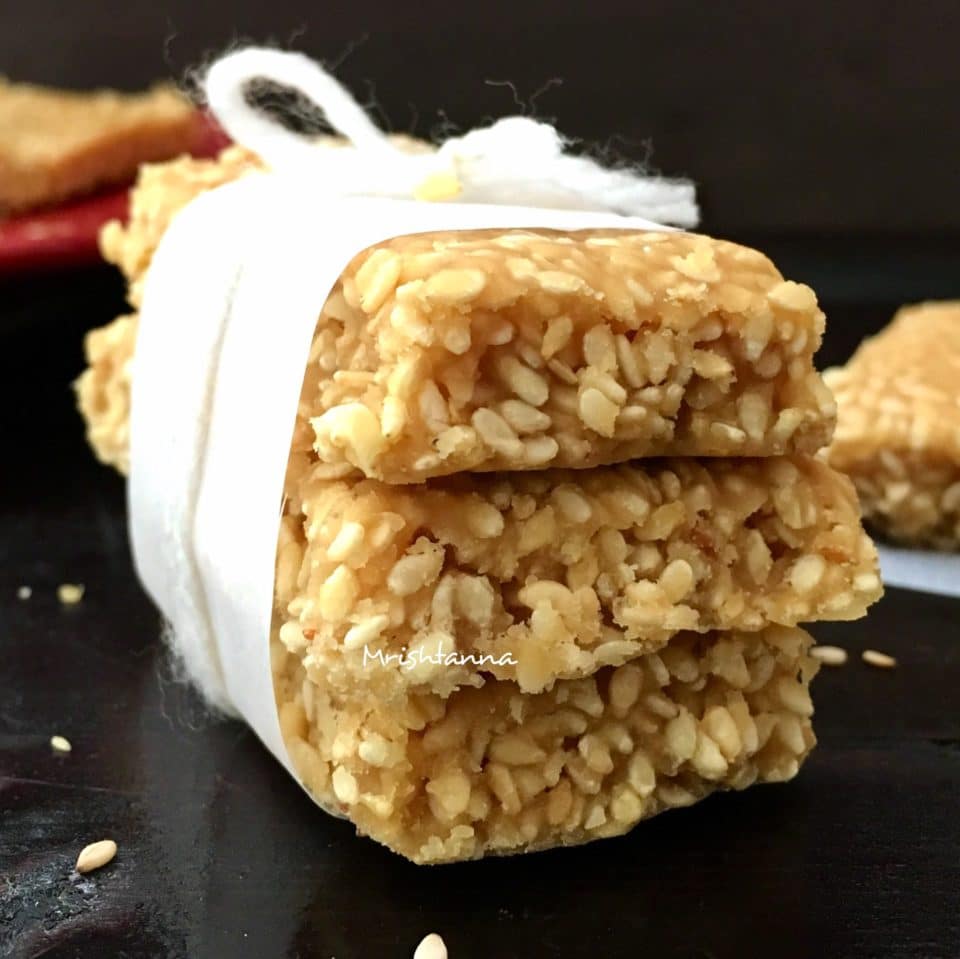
2, 3, 960, 957
3, 0, 960, 238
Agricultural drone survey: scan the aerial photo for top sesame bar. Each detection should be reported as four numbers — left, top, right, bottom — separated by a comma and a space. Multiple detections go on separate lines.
305, 229, 836, 482
79, 151, 836, 483
825, 301, 960, 547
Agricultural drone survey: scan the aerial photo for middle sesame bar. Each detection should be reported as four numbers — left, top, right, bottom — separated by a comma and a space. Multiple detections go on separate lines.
275, 454, 881, 698
304, 229, 836, 483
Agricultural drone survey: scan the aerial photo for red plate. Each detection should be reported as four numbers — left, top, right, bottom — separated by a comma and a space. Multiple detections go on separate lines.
0, 111, 231, 276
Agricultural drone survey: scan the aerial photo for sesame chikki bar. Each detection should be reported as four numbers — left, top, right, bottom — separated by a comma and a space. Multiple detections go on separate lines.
825, 301, 960, 548
301, 229, 836, 481
76, 149, 838, 482
74, 148, 876, 864
276, 455, 880, 697
274, 624, 820, 863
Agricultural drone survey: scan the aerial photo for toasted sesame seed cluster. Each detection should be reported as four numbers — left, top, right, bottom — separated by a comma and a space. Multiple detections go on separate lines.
76, 147, 880, 862
826, 302, 960, 548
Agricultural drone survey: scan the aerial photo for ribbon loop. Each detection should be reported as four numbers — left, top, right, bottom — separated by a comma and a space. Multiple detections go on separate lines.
202, 47, 699, 226
204, 47, 401, 166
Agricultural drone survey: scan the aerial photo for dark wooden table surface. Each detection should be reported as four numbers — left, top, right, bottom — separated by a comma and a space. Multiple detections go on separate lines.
2, 259, 959, 958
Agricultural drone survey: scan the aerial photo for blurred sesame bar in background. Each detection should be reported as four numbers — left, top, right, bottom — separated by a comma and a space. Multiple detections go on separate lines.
825, 302, 960, 549
0, 80, 203, 216
0, 80, 232, 274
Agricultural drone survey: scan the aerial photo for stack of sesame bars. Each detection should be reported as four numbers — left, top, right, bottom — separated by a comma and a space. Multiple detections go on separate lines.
77, 147, 882, 863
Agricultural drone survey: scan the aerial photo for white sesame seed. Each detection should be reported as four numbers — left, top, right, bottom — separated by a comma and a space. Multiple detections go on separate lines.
17, 586, 31, 600
75, 839, 117, 874
810, 645, 848, 666
344, 615, 389, 650
50, 735, 72, 753
414, 932, 448, 959
862, 649, 897, 669
58, 583, 85, 605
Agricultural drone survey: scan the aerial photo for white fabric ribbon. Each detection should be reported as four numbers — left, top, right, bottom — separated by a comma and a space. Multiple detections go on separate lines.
129, 48, 696, 762
204, 47, 699, 225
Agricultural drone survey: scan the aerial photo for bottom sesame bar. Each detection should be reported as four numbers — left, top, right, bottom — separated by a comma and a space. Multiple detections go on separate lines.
274, 624, 819, 864
826, 302, 960, 548
275, 455, 880, 697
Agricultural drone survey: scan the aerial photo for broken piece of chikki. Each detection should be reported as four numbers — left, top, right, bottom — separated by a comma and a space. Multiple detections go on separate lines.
276, 455, 880, 698
825, 301, 960, 548
76, 148, 838, 482
274, 624, 820, 863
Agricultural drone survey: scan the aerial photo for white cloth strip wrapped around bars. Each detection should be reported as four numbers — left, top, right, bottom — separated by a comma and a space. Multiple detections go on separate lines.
75, 47, 881, 863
